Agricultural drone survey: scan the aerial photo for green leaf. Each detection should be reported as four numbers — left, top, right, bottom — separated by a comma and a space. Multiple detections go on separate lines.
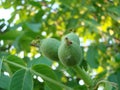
27, 56, 52, 67
86, 46, 99, 68
0, 30, 23, 40
80, 59, 88, 71
83, 19, 99, 33
104, 82, 113, 90
115, 53, 120, 62
29, 1, 41, 8
107, 6, 120, 21
0, 74, 10, 89
44, 84, 51, 90
95, 71, 107, 80
66, 18, 78, 29
34, 10, 44, 22
60, 0, 75, 7
0, 52, 9, 58
98, 43, 106, 53
33, 79, 44, 90
108, 6, 120, 16
32, 64, 62, 90
8, 12, 17, 23
6, 55, 26, 66
0, 57, 5, 76
73, 85, 87, 90
0, 58, 3, 76
2, 0, 11, 9
26, 23, 41, 33
108, 70, 120, 90
9, 69, 33, 90
5, 55, 26, 73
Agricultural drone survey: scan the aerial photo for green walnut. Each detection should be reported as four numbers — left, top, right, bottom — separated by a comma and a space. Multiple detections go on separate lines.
40, 38, 60, 61
62, 32, 80, 45
58, 37, 82, 66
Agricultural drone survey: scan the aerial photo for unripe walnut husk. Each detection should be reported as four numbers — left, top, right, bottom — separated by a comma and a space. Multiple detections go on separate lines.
40, 38, 60, 61
58, 37, 82, 66
62, 32, 80, 45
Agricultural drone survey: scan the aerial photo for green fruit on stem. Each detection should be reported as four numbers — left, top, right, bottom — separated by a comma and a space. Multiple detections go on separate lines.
40, 38, 60, 61
62, 32, 80, 45
58, 37, 82, 66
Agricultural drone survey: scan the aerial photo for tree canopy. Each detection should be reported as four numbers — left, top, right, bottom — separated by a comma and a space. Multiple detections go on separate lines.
0, 0, 120, 90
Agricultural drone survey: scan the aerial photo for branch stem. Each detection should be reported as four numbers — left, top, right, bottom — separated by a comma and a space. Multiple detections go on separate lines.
72, 65, 94, 90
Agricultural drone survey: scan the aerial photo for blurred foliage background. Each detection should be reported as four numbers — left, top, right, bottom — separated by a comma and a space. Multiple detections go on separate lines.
0, 0, 120, 90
